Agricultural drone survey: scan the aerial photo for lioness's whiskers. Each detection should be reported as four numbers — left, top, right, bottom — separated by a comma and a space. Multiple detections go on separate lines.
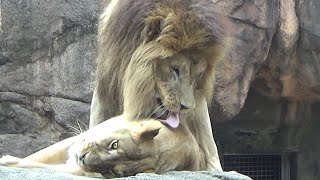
76, 120, 83, 134
66, 125, 81, 136
77, 119, 88, 131
65, 130, 79, 136
66, 119, 88, 136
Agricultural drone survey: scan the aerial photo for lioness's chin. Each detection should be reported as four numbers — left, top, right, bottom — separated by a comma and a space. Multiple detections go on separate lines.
101, 171, 117, 179
80, 163, 117, 178
99, 165, 133, 178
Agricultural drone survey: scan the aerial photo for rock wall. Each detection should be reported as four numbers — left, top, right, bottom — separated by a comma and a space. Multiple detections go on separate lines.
0, 0, 100, 156
211, 0, 279, 122
212, 1, 320, 179
0, 0, 319, 179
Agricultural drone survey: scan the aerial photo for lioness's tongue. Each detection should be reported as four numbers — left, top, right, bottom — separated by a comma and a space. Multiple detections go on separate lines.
160, 112, 180, 128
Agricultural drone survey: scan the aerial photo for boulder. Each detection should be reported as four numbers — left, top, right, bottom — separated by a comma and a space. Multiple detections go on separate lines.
211, 0, 280, 122
252, 0, 320, 102
0, 167, 252, 180
0, 0, 100, 156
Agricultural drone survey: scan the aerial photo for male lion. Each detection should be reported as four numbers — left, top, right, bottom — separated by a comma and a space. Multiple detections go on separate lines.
90, 0, 227, 171
0, 116, 205, 178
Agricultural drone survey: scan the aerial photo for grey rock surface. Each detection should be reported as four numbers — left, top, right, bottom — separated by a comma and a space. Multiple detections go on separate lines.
252, 0, 320, 101
0, 167, 252, 180
211, 0, 279, 122
0, 134, 54, 158
0, 2, 320, 179
0, 0, 100, 156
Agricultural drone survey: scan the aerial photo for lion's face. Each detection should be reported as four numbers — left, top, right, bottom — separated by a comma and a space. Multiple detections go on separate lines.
152, 53, 208, 119
123, 45, 218, 128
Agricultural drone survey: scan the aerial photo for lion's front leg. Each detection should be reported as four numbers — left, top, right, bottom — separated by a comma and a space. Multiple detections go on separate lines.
89, 87, 108, 128
189, 97, 222, 171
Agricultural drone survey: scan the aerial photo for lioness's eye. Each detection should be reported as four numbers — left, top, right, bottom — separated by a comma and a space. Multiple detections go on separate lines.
170, 66, 180, 78
109, 140, 118, 150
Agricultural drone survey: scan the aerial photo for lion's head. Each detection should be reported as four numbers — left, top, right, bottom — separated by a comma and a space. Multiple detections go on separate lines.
69, 116, 203, 178
95, 0, 226, 126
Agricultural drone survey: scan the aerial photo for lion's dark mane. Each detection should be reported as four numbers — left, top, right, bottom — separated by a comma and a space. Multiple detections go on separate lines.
96, 0, 225, 121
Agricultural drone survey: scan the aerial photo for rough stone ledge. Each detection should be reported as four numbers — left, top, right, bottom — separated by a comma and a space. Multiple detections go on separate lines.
0, 167, 252, 180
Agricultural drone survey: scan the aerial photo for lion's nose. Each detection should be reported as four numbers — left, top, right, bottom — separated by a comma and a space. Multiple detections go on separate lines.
180, 102, 195, 110
181, 103, 189, 110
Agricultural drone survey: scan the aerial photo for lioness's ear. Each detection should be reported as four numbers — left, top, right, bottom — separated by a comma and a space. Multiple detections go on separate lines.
131, 120, 162, 142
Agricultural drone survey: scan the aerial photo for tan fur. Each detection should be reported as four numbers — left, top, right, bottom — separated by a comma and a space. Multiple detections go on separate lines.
90, 0, 226, 171
0, 116, 205, 178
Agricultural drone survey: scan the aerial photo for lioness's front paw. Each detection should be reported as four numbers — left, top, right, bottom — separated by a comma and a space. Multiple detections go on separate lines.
0, 155, 21, 166
0, 155, 26, 167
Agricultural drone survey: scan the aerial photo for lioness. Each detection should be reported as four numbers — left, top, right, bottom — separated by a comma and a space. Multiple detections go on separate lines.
0, 116, 205, 178
91, 0, 228, 171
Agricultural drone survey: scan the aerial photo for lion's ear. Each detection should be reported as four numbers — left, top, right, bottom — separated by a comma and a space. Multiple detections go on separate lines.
142, 16, 162, 43
131, 120, 162, 142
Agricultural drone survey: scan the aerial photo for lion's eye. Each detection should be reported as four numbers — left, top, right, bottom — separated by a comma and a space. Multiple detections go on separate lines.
170, 66, 180, 79
109, 140, 118, 150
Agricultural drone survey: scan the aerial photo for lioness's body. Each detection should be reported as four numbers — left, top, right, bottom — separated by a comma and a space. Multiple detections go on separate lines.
0, 116, 205, 178
91, 0, 227, 171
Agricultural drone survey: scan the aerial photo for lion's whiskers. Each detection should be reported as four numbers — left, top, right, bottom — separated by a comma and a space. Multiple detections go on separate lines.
148, 104, 165, 118
154, 107, 169, 119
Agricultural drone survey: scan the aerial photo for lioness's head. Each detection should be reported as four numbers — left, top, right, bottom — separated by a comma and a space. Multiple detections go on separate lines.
68, 116, 190, 178
97, 1, 226, 125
